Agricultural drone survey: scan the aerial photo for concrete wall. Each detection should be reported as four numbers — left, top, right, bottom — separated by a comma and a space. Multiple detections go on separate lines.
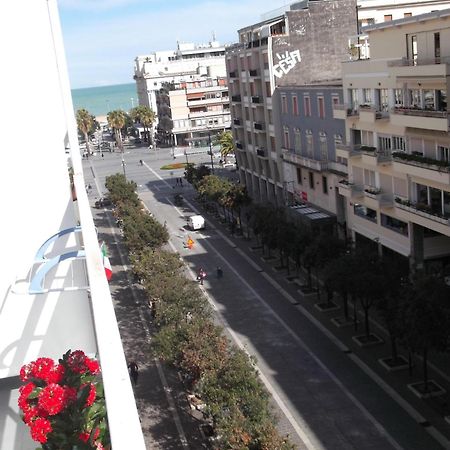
272, 0, 357, 87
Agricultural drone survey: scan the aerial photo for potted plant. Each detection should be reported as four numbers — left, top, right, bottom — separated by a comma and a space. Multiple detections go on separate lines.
18, 350, 109, 450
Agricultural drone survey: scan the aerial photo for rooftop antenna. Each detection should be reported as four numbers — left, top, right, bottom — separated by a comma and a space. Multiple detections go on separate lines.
212, 31, 216, 41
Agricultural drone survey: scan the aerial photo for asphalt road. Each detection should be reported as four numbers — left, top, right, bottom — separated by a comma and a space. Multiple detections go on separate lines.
82, 145, 447, 450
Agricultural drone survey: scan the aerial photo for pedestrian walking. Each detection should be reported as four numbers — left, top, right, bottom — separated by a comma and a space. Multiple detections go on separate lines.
216, 266, 223, 279
180, 177, 183, 187
127, 361, 139, 386
197, 268, 206, 285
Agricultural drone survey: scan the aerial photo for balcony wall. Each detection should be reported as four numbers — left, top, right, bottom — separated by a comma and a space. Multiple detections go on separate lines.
392, 157, 450, 185
282, 149, 328, 171
390, 108, 449, 132
0, 1, 146, 448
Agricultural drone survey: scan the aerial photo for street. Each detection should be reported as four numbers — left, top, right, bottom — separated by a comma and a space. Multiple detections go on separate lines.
83, 145, 447, 450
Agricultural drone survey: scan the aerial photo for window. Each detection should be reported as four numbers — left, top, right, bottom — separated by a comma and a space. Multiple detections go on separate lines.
306, 130, 313, 157
380, 89, 389, 111
394, 89, 403, 107
392, 136, 406, 151
378, 136, 391, 152
297, 167, 302, 185
319, 132, 328, 160
318, 97, 325, 118
334, 134, 343, 146
283, 126, 290, 149
349, 89, 359, 110
309, 172, 314, 189
409, 89, 421, 108
438, 145, 450, 162
404, 12, 412, 17
435, 32, 441, 61
384, 14, 392, 21
362, 88, 372, 105
322, 176, 328, 194
292, 95, 299, 115
281, 95, 287, 113
294, 128, 302, 153
304, 96, 311, 116
332, 95, 340, 106
381, 214, 408, 236
266, 82, 272, 97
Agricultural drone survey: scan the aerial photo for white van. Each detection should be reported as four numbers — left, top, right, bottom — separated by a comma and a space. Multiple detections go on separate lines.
188, 215, 205, 231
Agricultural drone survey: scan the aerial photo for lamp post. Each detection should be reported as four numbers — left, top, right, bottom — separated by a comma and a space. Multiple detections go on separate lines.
208, 130, 215, 174
121, 153, 126, 179
184, 150, 189, 165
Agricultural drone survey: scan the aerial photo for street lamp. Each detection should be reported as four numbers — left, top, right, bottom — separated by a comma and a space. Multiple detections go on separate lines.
121, 154, 126, 179
184, 149, 189, 165
207, 130, 215, 174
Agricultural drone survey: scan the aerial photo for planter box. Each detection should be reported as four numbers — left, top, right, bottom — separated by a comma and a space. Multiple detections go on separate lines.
378, 355, 409, 372
314, 301, 340, 312
352, 333, 384, 347
331, 316, 357, 328
408, 380, 446, 399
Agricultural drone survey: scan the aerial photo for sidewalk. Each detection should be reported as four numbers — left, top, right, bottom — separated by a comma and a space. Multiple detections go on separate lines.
193, 196, 450, 449
91, 205, 206, 449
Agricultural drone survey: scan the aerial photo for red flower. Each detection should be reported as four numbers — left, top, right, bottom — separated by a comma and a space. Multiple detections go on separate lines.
79, 431, 90, 443
67, 350, 88, 374
46, 364, 65, 384
82, 383, 96, 408
64, 386, 77, 405
18, 382, 36, 410
30, 417, 52, 443
19, 362, 34, 382
31, 358, 55, 381
22, 405, 40, 425
38, 384, 66, 415
85, 357, 100, 375
79, 428, 100, 443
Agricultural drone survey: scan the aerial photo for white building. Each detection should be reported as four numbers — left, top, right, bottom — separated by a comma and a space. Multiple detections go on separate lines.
134, 40, 227, 118
0, 1, 145, 448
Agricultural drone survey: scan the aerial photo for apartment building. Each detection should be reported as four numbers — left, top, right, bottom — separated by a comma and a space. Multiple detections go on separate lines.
226, 0, 357, 205
335, 9, 450, 273
0, 1, 145, 448
156, 77, 231, 146
274, 83, 348, 228
134, 40, 226, 114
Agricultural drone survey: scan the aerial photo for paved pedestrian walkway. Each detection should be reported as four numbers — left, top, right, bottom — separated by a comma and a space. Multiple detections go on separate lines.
89, 197, 206, 449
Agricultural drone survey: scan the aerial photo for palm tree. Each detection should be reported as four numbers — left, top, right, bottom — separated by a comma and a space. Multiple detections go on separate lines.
130, 105, 156, 143
107, 110, 127, 152
215, 131, 234, 163
76, 108, 95, 156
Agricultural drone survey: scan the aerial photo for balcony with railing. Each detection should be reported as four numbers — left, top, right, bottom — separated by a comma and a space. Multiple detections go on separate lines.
251, 95, 262, 104
337, 180, 363, 199
390, 107, 449, 132
358, 104, 389, 123
363, 186, 394, 209
388, 56, 450, 80
395, 197, 450, 234
282, 148, 328, 171
392, 151, 450, 184
350, 145, 392, 166
332, 103, 359, 120
254, 122, 265, 131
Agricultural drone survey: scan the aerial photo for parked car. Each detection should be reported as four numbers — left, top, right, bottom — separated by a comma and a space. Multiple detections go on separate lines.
134, 138, 142, 145
94, 197, 112, 208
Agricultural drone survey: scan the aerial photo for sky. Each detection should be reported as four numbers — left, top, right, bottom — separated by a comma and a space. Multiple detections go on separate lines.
59, 0, 291, 89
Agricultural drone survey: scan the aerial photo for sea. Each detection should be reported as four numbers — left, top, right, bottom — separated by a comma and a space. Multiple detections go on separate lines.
71, 82, 138, 118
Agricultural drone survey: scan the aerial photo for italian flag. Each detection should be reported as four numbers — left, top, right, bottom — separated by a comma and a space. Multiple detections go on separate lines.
100, 242, 112, 281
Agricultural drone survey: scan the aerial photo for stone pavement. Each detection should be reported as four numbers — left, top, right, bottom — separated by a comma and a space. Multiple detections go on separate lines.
90, 203, 207, 449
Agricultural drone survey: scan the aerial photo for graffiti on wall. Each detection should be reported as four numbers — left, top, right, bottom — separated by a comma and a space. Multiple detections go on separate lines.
273, 50, 301, 79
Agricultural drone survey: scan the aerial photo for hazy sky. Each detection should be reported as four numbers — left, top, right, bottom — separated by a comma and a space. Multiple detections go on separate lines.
59, 0, 290, 89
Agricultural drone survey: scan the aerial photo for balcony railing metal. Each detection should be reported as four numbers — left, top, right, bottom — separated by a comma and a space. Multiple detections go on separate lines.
282, 149, 328, 171
391, 107, 448, 118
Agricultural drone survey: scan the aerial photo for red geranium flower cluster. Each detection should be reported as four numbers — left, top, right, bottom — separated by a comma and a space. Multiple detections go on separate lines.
18, 350, 108, 449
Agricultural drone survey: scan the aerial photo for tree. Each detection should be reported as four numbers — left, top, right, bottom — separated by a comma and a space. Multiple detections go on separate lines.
184, 164, 211, 188
401, 274, 450, 391
130, 105, 156, 142
107, 110, 127, 151
215, 130, 234, 163
76, 109, 96, 155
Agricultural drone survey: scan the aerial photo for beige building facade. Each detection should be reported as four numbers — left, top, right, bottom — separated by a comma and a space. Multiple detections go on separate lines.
336, 9, 450, 272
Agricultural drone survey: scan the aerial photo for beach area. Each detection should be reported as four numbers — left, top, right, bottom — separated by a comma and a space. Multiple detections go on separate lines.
71, 82, 138, 119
